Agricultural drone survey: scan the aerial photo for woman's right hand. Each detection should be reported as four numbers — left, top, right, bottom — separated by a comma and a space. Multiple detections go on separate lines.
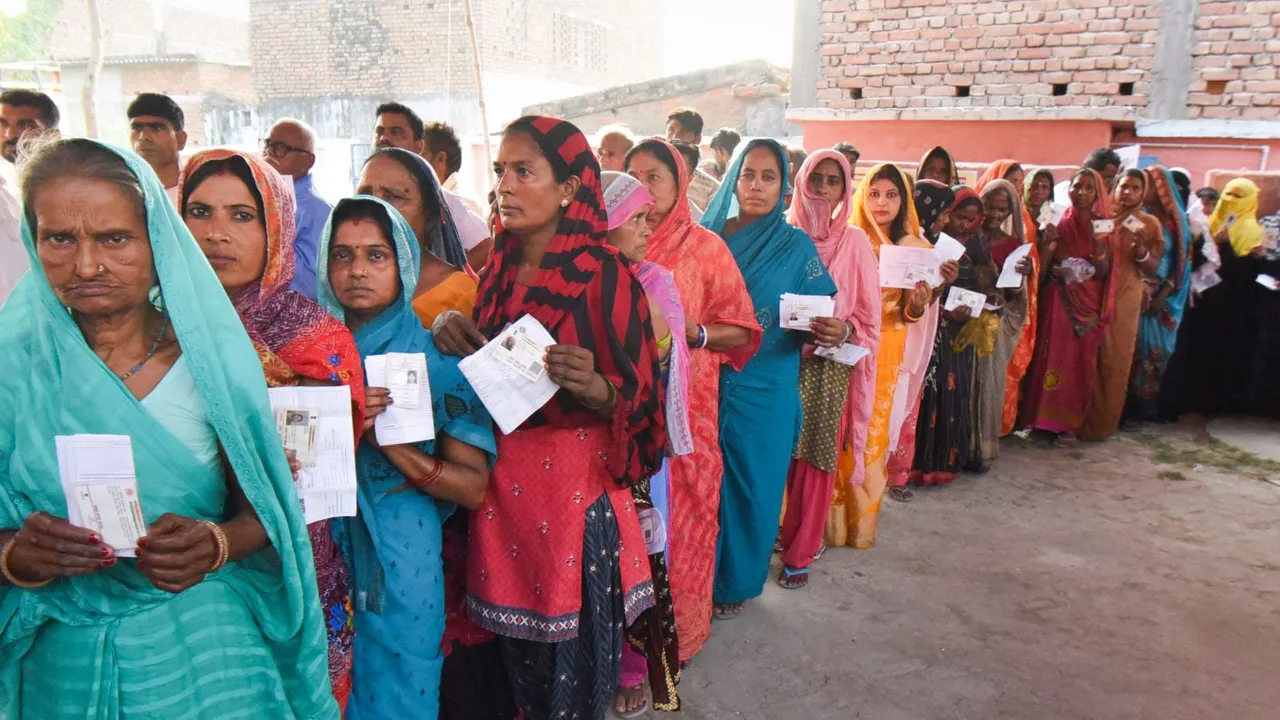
5, 512, 114, 582
432, 311, 489, 357
906, 281, 932, 316
362, 387, 393, 433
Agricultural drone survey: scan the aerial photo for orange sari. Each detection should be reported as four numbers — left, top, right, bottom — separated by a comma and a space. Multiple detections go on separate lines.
828, 164, 937, 549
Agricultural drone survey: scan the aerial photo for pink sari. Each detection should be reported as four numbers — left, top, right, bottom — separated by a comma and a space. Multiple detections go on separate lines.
780, 151, 882, 570
1021, 169, 1118, 433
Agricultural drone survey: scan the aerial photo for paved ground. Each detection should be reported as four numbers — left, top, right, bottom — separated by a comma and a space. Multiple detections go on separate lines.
673, 423, 1280, 720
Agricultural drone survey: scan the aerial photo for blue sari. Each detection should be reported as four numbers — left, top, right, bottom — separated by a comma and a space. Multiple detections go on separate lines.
701, 140, 836, 604
0, 142, 336, 718
1132, 168, 1194, 401
317, 197, 494, 720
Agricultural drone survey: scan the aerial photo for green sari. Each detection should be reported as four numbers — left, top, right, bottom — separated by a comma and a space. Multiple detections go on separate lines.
0, 142, 337, 718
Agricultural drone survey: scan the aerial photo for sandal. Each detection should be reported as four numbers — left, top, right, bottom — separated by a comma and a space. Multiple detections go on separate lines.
777, 566, 809, 589
614, 685, 648, 719
811, 543, 827, 562
713, 602, 743, 620
1053, 431, 1079, 448
889, 486, 914, 503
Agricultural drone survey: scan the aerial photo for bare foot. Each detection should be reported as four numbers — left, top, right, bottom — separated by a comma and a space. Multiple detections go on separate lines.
614, 685, 647, 718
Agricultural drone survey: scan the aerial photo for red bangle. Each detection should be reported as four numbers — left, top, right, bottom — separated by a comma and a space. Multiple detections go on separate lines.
415, 458, 444, 488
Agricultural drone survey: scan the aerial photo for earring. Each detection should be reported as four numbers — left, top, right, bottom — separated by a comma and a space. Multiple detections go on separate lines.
560, 199, 570, 208
148, 284, 166, 313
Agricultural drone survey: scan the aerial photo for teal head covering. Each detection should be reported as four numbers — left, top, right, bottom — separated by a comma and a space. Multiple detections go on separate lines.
316, 195, 422, 355
0, 141, 336, 717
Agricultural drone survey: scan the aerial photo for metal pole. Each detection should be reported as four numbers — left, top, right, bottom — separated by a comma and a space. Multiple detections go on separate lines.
462, 0, 492, 173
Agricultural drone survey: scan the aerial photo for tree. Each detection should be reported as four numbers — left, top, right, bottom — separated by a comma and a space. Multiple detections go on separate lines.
81, 0, 101, 137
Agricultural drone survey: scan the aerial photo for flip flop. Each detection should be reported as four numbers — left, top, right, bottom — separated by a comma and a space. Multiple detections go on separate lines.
811, 543, 828, 562
777, 566, 809, 589
889, 486, 914, 503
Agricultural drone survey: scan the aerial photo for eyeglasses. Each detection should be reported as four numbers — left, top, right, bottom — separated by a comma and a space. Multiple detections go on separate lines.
262, 139, 313, 159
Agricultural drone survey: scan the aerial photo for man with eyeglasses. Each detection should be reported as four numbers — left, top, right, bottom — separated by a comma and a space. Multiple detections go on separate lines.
263, 118, 330, 299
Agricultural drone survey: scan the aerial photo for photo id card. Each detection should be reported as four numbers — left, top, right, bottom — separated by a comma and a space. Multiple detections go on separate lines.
494, 327, 547, 383
386, 352, 427, 410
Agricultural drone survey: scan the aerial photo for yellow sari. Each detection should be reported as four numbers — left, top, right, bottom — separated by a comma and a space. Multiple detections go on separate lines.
828, 164, 930, 549
411, 271, 478, 327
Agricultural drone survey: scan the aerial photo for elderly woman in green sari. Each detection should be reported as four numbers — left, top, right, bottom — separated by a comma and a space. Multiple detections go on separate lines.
0, 139, 336, 718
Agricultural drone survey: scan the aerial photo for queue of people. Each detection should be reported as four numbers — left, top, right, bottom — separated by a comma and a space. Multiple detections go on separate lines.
0, 86, 1276, 720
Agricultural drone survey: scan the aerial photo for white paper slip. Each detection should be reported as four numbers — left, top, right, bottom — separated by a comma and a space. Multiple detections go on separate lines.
384, 353, 428, 410
1092, 219, 1116, 235
1257, 274, 1280, 291
1122, 215, 1146, 234
1225, 214, 1238, 228
460, 314, 560, 435
780, 293, 836, 330
268, 386, 360, 522
56, 435, 147, 557
1192, 269, 1222, 294
814, 343, 871, 367
638, 507, 667, 555
879, 245, 942, 289
932, 233, 967, 263
366, 355, 436, 446
944, 287, 986, 317
996, 242, 1035, 288
493, 325, 548, 383
1039, 202, 1067, 228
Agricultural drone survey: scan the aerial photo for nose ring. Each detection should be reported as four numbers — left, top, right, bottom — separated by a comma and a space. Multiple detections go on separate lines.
97, 265, 105, 273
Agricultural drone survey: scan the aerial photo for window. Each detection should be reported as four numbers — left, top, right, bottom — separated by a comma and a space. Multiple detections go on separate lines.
1119, 82, 1135, 96
955, 85, 971, 98
1052, 83, 1068, 96
1206, 80, 1227, 95
850, 87, 863, 100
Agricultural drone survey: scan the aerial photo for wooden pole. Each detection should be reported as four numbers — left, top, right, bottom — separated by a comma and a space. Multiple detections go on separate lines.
462, 0, 492, 173
82, 0, 104, 138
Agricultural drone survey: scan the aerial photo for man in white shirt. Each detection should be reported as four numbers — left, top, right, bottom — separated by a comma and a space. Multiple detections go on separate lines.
127, 93, 187, 205
0, 89, 60, 305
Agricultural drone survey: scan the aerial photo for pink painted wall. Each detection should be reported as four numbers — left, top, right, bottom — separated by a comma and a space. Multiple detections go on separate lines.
1110, 131, 1277, 188
799, 119, 1114, 169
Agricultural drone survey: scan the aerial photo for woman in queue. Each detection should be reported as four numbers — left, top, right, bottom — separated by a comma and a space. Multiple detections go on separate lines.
1128, 167, 1193, 420
909, 188, 982, 485
623, 137, 758, 661
356, 147, 474, 325
701, 139, 836, 618
433, 116, 673, 719
778, 149, 880, 589
601, 170, 690, 717
1022, 169, 1117, 445
1079, 169, 1161, 440
0, 139, 337, 717
968, 180, 1032, 468
317, 196, 495, 719
179, 148, 366, 707
827, 164, 950, 547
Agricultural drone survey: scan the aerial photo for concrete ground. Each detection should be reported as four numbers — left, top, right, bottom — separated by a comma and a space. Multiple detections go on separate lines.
673, 424, 1280, 720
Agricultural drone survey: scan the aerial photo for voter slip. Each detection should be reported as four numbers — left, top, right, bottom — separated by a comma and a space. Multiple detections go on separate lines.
1123, 215, 1146, 234
274, 408, 319, 467
385, 352, 427, 410
493, 326, 548, 383
780, 294, 836, 330
1092, 219, 1116, 235
56, 435, 147, 557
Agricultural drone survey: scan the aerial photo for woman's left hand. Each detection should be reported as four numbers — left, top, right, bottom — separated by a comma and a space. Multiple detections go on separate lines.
810, 317, 848, 348
1016, 257, 1034, 276
545, 344, 598, 396
939, 260, 960, 286
136, 514, 220, 594
362, 387, 393, 433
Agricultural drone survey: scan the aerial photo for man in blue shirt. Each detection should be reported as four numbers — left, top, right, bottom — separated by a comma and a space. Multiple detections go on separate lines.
263, 118, 329, 299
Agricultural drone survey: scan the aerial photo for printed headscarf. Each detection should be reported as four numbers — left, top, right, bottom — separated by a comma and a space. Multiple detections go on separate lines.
912, 178, 955, 242
1145, 166, 1191, 295
601, 171, 655, 231
1209, 178, 1264, 257
476, 116, 665, 488
179, 150, 366, 422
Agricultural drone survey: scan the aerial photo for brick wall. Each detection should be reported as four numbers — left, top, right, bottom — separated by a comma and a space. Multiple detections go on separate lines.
1187, 1, 1280, 120
250, 0, 662, 103
813, 0, 1278, 121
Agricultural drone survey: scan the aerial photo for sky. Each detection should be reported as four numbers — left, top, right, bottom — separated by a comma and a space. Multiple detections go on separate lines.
666, 0, 796, 73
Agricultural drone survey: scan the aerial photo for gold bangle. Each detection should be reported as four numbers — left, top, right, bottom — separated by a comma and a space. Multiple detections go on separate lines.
1, 536, 53, 589
201, 520, 230, 573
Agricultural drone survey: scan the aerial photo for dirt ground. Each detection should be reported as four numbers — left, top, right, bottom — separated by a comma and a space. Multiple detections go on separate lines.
673, 423, 1280, 720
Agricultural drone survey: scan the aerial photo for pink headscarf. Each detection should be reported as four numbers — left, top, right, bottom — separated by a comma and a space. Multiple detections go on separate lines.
601, 171, 655, 231
788, 149, 883, 487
